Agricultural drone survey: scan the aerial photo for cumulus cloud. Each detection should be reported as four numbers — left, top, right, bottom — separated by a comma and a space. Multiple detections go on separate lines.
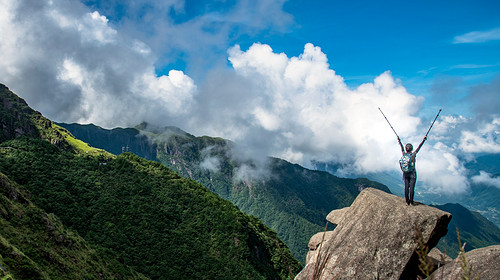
0, 0, 196, 128
459, 117, 500, 153
472, 171, 500, 188
417, 142, 470, 195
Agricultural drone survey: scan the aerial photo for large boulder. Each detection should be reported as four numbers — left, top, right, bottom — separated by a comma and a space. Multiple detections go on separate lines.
295, 187, 452, 280
430, 245, 500, 280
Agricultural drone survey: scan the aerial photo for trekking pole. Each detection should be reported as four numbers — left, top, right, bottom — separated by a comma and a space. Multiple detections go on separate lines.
378, 107, 400, 139
424, 109, 442, 137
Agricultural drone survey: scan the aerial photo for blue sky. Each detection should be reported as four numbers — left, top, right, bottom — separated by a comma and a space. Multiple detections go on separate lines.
1, 0, 500, 194
282, 0, 500, 86
282, 0, 500, 116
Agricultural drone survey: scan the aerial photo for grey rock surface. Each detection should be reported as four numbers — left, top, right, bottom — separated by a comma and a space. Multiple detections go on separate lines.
430, 245, 500, 280
427, 247, 452, 269
307, 231, 335, 264
326, 207, 348, 226
295, 187, 452, 280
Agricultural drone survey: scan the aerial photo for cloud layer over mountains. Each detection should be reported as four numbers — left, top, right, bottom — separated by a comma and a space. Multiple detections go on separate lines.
1, 0, 499, 195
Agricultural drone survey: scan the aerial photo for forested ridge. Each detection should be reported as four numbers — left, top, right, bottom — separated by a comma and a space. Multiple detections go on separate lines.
0, 84, 301, 279
61, 121, 392, 262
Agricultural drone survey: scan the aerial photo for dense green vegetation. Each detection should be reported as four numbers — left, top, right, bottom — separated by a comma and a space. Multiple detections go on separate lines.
61, 122, 391, 262
0, 137, 300, 279
0, 84, 301, 279
0, 84, 40, 143
0, 171, 147, 280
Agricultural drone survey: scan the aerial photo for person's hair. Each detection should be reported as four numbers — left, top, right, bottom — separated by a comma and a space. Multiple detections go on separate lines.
405, 143, 413, 153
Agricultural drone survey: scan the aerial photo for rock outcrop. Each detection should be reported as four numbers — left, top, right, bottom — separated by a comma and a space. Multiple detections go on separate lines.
296, 188, 452, 280
430, 245, 500, 280
427, 247, 452, 269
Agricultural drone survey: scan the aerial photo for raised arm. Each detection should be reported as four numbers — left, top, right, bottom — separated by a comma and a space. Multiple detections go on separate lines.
398, 137, 405, 154
414, 136, 427, 154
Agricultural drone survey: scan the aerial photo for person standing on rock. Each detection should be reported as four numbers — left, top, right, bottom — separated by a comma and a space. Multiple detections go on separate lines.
398, 136, 426, 206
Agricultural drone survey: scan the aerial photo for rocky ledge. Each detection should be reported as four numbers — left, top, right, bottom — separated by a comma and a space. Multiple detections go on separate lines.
296, 187, 452, 280
431, 245, 500, 280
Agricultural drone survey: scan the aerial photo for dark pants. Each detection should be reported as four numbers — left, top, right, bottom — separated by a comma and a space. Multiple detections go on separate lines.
403, 171, 416, 204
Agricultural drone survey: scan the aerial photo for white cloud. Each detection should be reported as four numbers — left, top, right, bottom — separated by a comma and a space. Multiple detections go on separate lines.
472, 171, 500, 188
199, 146, 222, 172
453, 27, 500, 44
221, 43, 423, 171
459, 118, 500, 153
200, 156, 221, 172
79, 11, 118, 44
233, 163, 271, 184
417, 143, 470, 195
0, 0, 195, 128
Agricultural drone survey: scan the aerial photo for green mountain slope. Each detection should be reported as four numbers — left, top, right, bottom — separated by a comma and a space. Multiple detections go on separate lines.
0, 171, 147, 280
0, 84, 301, 279
60, 122, 157, 160
59, 122, 391, 262
434, 203, 500, 258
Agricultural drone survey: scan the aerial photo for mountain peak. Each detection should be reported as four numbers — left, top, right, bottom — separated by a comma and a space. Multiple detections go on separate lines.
0, 84, 40, 142
0, 84, 111, 157
135, 121, 192, 137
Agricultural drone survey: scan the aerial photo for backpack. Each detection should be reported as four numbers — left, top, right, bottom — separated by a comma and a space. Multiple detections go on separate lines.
399, 153, 415, 172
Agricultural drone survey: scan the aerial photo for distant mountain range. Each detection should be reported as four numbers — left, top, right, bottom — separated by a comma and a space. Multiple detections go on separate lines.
59, 122, 500, 259
0, 83, 301, 279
